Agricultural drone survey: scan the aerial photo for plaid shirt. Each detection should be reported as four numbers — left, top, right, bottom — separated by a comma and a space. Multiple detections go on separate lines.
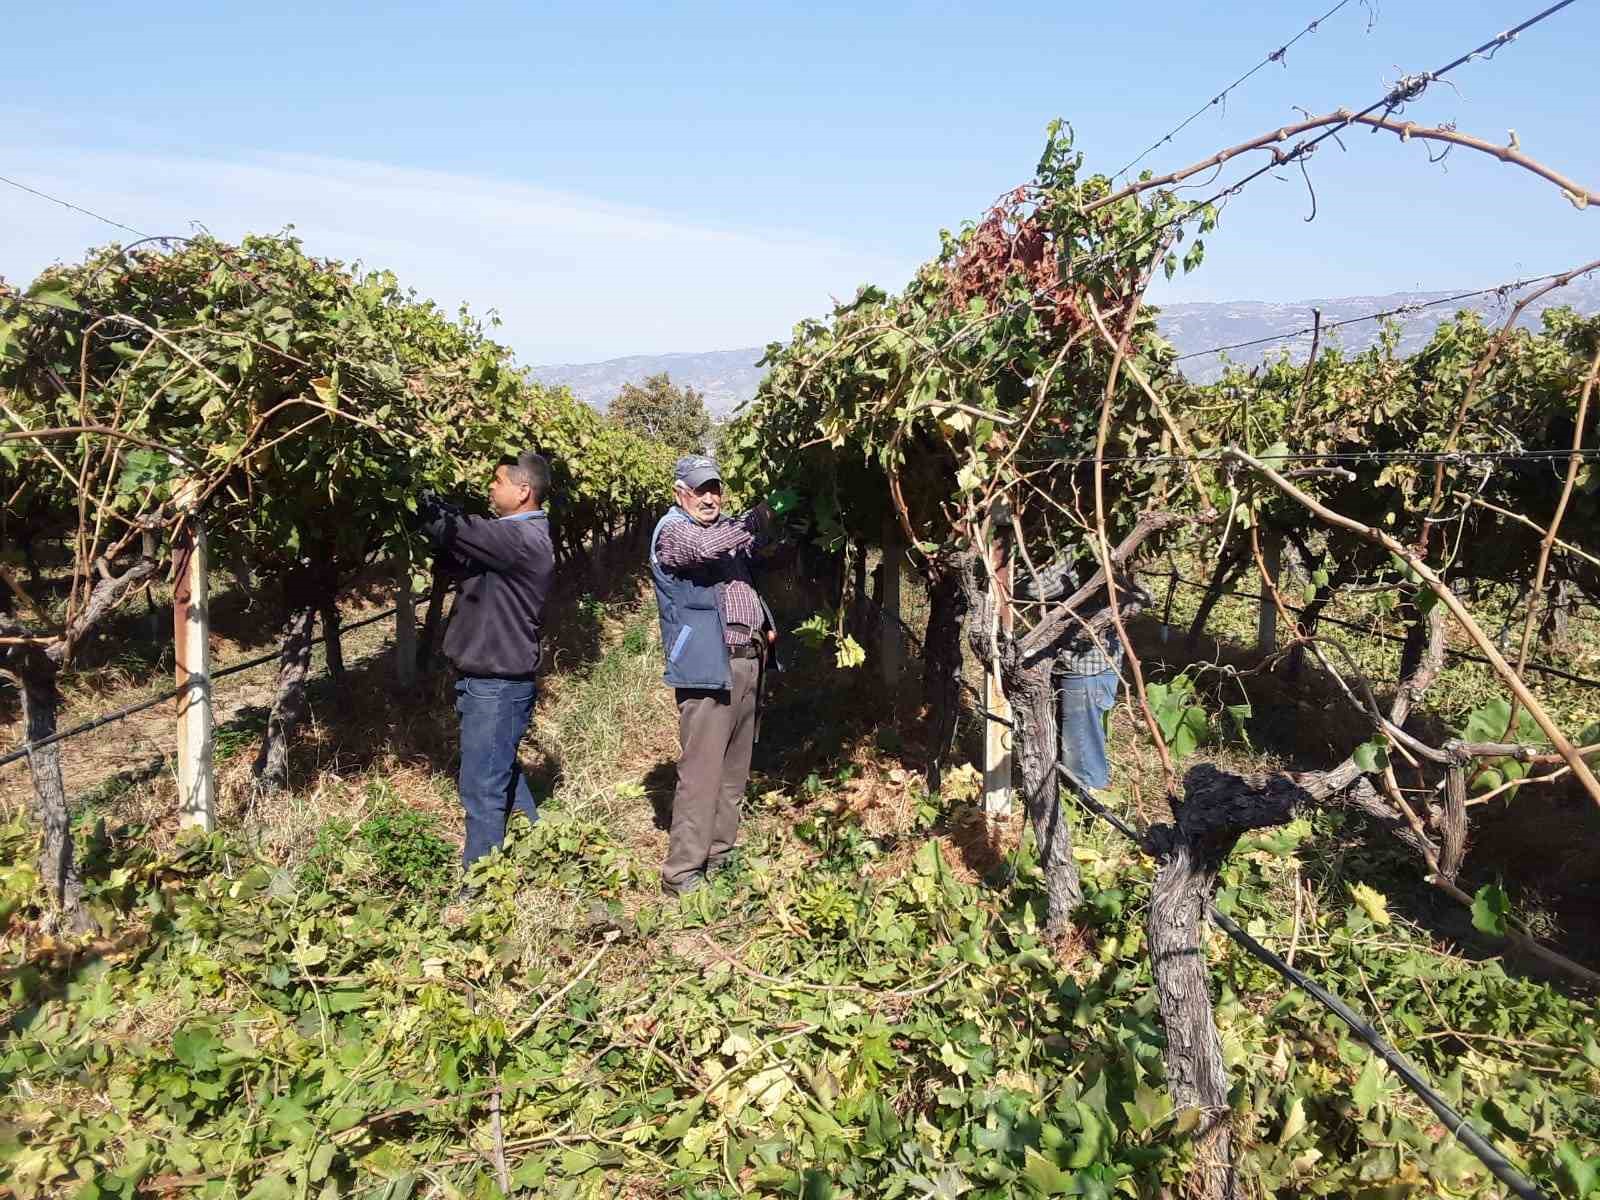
655, 509, 768, 646
1058, 630, 1121, 677
1017, 553, 1124, 677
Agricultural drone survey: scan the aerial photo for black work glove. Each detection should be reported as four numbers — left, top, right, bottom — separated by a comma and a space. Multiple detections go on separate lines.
749, 501, 777, 534
415, 489, 463, 526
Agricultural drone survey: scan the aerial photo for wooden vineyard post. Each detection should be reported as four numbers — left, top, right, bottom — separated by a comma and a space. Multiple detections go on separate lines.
879, 516, 904, 692
1257, 532, 1281, 655
983, 522, 1014, 820
395, 547, 418, 689
172, 483, 215, 832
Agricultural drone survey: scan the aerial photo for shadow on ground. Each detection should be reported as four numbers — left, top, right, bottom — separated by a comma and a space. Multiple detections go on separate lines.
254, 536, 657, 817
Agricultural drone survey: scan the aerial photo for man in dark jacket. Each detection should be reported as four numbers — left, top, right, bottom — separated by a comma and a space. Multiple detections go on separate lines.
650, 454, 776, 896
419, 451, 555, 868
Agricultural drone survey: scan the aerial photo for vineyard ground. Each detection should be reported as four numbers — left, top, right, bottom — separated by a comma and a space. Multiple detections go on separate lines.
8, 541, 1597, 975
1, 555, 1597, 1197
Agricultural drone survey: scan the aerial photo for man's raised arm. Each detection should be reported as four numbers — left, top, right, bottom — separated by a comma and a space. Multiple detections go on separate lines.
421, 509, 532, 573
656, 506, 770, 570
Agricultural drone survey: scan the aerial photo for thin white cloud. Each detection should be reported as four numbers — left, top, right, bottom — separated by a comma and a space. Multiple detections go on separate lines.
0, 144, 914, 362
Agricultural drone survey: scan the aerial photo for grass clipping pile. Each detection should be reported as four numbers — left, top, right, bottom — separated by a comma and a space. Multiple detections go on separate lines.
1, 611, 1598, 1200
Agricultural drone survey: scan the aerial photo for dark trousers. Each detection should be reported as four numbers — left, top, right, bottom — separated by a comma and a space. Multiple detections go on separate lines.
454, 676, 538, 867
664, 655, 759, 890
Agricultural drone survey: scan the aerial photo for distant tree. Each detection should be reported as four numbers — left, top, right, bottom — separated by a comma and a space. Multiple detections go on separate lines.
607, 373, 711, 454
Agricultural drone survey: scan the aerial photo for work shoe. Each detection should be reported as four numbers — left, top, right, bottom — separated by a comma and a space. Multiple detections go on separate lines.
705, 850, 742, 881
442, 883, 479, 928
661, 872, 705, 899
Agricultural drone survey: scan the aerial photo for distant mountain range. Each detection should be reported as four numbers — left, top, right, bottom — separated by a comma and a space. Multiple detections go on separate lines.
1158, 273, 1600, 383
532, 350, 770, 416
532, 276, 1600, 414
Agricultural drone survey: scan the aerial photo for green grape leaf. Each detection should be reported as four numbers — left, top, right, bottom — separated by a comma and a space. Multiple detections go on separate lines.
1470, 883, 1511, 936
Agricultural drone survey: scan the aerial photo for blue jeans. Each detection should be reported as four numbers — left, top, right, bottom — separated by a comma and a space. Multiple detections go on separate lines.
1057, 670, 1119, 792
454, 676, 539, 867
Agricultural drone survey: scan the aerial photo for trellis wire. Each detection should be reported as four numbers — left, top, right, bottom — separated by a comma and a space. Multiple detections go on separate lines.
1139, 569, 1600, 692
0, 172, 149, 239
1004, 0, 1585, 317
1014, 447, 1600, 468
0, 593, 439, 771
1112, 0, 1362, 181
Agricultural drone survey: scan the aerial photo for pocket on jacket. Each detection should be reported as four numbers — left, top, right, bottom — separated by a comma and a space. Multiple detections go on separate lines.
668, 626, 693, 663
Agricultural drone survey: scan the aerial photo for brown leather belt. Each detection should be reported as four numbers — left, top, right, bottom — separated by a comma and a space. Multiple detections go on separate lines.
728, 640, 763, 659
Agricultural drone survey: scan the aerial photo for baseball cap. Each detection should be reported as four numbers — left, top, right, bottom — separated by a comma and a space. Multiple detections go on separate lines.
674, 454, 722, 489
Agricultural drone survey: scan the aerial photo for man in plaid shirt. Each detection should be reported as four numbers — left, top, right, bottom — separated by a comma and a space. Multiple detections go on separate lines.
1015, 552, 1142, 798
649, 455, 778, 896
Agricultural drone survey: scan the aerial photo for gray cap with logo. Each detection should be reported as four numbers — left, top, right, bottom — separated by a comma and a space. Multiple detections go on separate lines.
673, 454, 722, 489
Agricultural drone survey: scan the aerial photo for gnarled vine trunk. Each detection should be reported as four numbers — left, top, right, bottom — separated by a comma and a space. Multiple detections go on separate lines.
1148, 836, 1234, 1200
1539, 572, 1574, 649
1282, 532, 1353, 679
1396, 595, 1429, 686
14, 656, 89, 927
1006, 653, 1081, 927
321, 601, 346, 686
961, 546, 1086, 928
846, 539, 871, 641
254, 574, 319, 792
256, 541, 343, 791
1185, 544, 1245, 650
4, 555, 156, 926
418, 560, 451, 673
1147, 766, 1308, 1200
921, 561, 969, 792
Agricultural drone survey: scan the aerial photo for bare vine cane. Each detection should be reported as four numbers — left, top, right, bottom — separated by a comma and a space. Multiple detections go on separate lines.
1084, 292, 1177, 795
1501, 342, 1600, 737
1422, 256, 1600, 534
1222, 446, 1600, 808
1087, 113, 1600, 218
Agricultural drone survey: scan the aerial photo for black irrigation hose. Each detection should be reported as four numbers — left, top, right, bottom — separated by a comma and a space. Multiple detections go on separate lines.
0, 595, 434, 771
1210, 908, 1548, 1200
1063, 790, 1550, 1200
1144, 570, 1600, 692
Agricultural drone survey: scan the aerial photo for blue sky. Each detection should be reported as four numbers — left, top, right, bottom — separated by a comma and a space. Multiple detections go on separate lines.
4, 0, 1598, 362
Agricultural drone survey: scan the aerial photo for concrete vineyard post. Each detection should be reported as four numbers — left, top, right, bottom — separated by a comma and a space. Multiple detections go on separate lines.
983, 529, 1014, 820
172, 482, 215, 832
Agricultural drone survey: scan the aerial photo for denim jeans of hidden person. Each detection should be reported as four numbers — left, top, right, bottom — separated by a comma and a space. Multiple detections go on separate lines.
454, 676, 539, 867
1056, 669, 1120, 792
